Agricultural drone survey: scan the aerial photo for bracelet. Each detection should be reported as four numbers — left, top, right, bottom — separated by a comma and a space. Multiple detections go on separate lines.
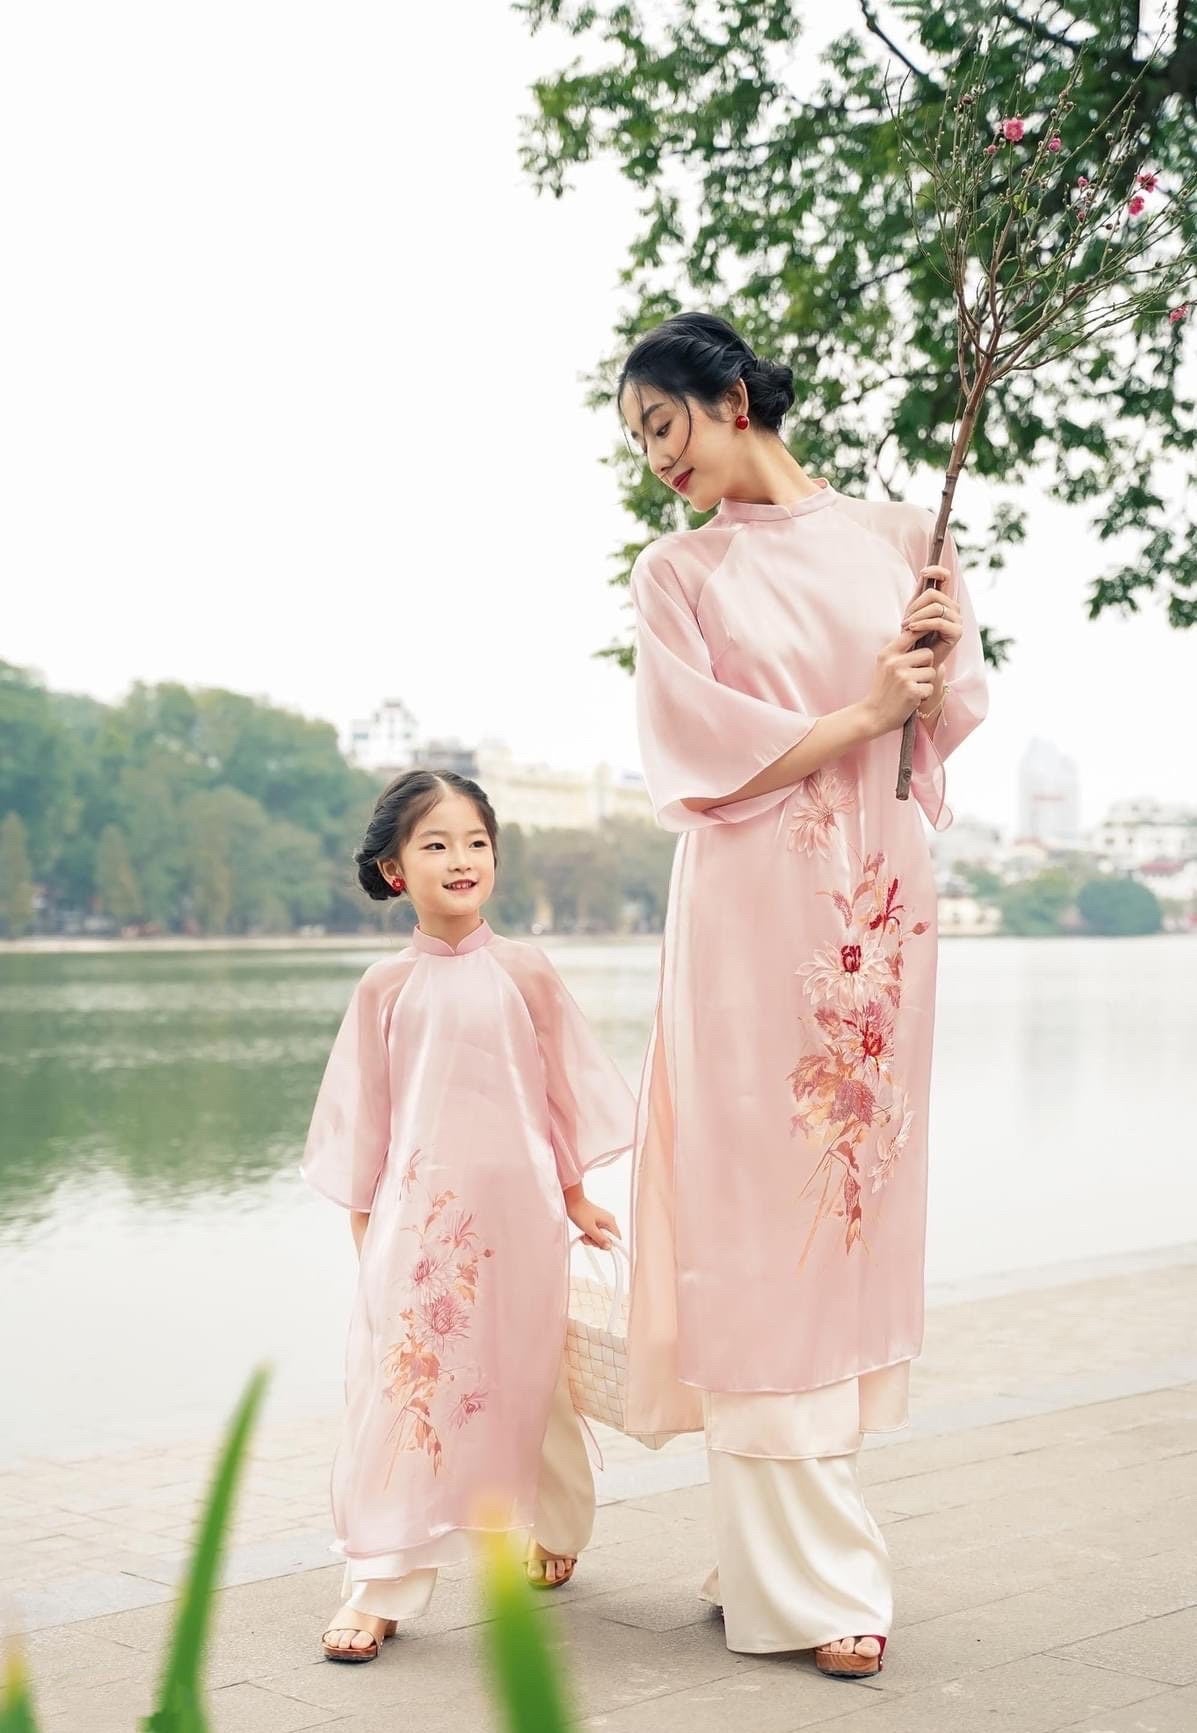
917, 683, 949, 725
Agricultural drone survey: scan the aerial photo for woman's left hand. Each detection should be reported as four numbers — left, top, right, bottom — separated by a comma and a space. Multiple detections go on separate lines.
903, 567, 962, 670
566, 1191, 621, 1251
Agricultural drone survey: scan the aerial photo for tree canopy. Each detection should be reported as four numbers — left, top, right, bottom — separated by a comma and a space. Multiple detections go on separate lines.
516, 0, 1197, 665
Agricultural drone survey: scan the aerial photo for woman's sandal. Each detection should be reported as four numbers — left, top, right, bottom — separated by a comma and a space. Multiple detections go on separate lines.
321, 1616, 397, 1663
814, 1634, 886, 1680
525, 1543, 577, 1590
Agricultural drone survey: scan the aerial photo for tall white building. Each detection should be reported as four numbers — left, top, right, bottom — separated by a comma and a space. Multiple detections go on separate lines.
346, 699, 418, 773
1017, 739, 1081, 844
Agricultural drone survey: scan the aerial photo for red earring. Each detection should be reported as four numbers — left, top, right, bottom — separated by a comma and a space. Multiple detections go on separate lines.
735, 414, 750, 430
391, 877, 404, 894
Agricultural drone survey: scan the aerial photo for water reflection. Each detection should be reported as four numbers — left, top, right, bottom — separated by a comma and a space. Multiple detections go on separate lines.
0, 943, 658, 1234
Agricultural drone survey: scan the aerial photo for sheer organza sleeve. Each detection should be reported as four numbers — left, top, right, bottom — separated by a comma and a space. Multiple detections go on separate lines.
630, 548, 816, 834
907, 524, 989, 831
516, 950, 636, 1191
300, 964, 397, 1212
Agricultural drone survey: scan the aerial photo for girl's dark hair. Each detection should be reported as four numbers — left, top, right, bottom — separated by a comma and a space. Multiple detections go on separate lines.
616, 311, 795, 438
354, 770, 499, 901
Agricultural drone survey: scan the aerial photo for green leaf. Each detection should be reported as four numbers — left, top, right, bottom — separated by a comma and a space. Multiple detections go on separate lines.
140, 1368, 270, 1733
480, 1532, 573, 1731
0, 1649, 40, 1733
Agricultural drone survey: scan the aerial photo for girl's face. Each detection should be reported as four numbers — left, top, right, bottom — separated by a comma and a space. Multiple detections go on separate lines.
380, 792, 496, 926
619, 380, 746, 517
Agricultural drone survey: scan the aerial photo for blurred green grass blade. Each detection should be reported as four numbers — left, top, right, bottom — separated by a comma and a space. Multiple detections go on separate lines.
480, 1533, 572, 1733
140, 1366, 269, 1733
0, 1648, 40, 1733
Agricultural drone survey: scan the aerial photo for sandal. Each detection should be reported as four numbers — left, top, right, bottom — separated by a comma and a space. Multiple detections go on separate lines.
321, 1615, 397, 1663
526, 1543, 577, 1590
814, 1634, 886, 1680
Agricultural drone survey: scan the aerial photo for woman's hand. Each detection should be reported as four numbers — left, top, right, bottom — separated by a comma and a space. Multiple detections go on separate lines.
903, 567, 963, 670
565, 1191, 621, 1251
862, 631, 937, 737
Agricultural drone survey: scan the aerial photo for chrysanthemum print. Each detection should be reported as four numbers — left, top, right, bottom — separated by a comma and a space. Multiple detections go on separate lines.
380, 1154, 494, 1481
789, 786, 929, 1261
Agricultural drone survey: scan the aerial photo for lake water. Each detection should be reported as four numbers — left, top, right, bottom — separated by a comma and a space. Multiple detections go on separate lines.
1, 936, 1193, 1462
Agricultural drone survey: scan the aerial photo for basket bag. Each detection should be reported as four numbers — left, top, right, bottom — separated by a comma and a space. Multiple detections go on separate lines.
565, 1237, 633, 1434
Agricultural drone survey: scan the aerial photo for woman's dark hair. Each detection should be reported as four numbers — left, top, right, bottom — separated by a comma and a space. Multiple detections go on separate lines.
354, 769, 499, 901
616, 311, 795, 439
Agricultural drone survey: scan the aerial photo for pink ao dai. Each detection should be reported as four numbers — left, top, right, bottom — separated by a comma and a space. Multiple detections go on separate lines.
623, 481, 988, 1451
302, 921, 634, 1575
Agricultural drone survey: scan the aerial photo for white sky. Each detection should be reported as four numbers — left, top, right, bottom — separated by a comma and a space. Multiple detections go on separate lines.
3, 3, 1194, 835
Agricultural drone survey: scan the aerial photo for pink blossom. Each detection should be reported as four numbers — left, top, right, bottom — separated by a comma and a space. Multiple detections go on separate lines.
1169, 304, 1189, 325
984, 143, 998, 156
1128, 194, 1146, 216
410, 1252, 445, 1291
1047, 135, 1062, 153
869, 1104, 914, 1194
1138, 171, 1158, 191
421, 1291, 469, 1346
1001, 116, 1025, 143
1075, 175, 1089, 188
450, 1387, 488, 1430
786, 769, 854, 857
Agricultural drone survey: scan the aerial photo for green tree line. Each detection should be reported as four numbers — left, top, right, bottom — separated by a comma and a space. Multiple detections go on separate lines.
960, 860, 1164, 936
0, 661, 675, 939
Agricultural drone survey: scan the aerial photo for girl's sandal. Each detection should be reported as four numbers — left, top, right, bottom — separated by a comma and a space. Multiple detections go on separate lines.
526, 1544, 577, 1590
814, 1634, 886, 1681
321, 1617, 397, 1663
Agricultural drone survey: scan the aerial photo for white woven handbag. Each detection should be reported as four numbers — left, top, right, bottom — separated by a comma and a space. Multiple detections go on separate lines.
565, 1237, 633, 1434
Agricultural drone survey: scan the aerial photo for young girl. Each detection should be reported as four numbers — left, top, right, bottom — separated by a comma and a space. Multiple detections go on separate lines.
303, 769, 632, 1662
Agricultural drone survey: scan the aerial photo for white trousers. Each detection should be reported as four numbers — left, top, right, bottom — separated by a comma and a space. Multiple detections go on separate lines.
701, 1447, 893, 1654
342, 1358, 595, 1622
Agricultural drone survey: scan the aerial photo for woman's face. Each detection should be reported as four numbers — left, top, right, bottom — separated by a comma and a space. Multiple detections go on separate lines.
380, 792, 496, 926
619, 380, 744, 516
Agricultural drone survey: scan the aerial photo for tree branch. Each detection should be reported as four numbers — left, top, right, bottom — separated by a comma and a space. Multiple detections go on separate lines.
997, 1, 1086, 53
857, 1, 929, 79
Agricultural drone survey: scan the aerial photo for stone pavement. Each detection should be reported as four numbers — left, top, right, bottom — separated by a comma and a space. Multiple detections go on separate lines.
3, 1249, 1195, 1732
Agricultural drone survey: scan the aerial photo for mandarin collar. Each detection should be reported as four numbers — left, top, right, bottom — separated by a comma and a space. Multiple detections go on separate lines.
716, 477, 836, 523
409, 920, 494, 958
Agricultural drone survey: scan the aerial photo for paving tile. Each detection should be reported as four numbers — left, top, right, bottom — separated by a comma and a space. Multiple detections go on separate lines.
1050, 1606, 1197, 1687
574, 1654, 872, 1730
767, 1656, 1168, 1733
1054, 1682, 1197, 1731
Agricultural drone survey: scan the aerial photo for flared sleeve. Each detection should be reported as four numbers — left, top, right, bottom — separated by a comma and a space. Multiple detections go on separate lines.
630, 547, 817, 834
516, 950, 636, 1190
907, 523, 989, 831
301, 963, 396, 1212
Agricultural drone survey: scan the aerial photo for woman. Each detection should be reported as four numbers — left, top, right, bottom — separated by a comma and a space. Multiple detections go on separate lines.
620, 311, 987, 1678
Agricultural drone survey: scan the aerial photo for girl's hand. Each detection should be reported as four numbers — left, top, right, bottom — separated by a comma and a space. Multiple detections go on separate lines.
862, 631, 937, 737
566, 1194, 621, 1251
903, 568, 963, 670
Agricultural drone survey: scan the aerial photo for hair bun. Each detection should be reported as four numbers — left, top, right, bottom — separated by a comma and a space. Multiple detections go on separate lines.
355, 853, 399, 901
745, 354, 795, 432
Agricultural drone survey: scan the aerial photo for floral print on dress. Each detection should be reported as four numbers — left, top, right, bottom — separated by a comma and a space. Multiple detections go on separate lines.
786, 768, 855, 857
790, 851, 928, 1261
380, 1153, 494, 1481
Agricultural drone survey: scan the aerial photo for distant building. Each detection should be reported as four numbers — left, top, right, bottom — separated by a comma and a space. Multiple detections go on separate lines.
931, 816, 1003, 876
1134, 857, 1197, 907
349, 711, 653, 832
346, 699, 418, 773
1093, 798, 1197, 871
472, 742, 652, 831
411, 737, 482, 779
1017, 739, 1081, 845
938, 895, 1002, 936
